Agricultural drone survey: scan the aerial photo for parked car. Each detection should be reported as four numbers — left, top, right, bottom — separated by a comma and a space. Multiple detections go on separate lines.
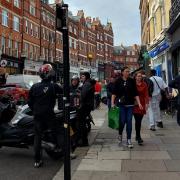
0, 75, 41, 105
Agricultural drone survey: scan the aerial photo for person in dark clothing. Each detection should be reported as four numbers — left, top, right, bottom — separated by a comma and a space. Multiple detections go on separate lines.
169, 75, 180, 126
112, 67, 143, 148
28, 64, 63, 168
77, 72, 95, 146
70, 75, 80, 111
106, 77, 115, 110
141, 70, 154, 98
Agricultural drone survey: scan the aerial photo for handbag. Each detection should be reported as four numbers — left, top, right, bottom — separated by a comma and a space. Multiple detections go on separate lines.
108, 107, 120, 130
152, 77, 168, 110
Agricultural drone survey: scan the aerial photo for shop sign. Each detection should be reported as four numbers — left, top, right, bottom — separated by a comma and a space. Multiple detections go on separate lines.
149, 41, 169, 58
24, 60, 43, 72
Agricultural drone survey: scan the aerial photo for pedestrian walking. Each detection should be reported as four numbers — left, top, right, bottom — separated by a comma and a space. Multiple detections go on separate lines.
133, 72, 149, 145
77, 72, 95, 146
106, 77, 115, 110
94, 79, 102, 109
28, 64, 63, 168
148, 69, 168, 131
169, 75, 180, 126
111, 67, 143, 148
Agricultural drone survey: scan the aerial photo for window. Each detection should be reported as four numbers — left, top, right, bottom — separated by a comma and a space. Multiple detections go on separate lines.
132, 51, 135, 56
2, 10, 8, 26
8, 39, 12, 55
69, 38, 72, 48
69, 25, 72, 32
13, 16, 20, 31
14, 0, 20, 8
25, 20, 28, 33
30, 23, 33, 36
127, 51, 130, 55
1, 37, 6, 53
30, 5, 36, 16
14, 41, 18, 57
74, 28, 77, 35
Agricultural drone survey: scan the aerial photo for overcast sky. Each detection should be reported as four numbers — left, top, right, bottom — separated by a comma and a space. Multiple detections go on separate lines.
49, 0, 141, 46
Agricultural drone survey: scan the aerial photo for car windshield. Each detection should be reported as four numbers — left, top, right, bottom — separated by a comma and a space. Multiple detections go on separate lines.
6, 75, 41, 89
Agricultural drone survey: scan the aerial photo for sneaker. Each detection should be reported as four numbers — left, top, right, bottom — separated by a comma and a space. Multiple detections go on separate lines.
127, 139, 133, 148
135, 137, 144, 143
34, 160, 43, 168
150, 126, 156, 131
137, 138, 143, 146
70, 153, 77, 160
157, 122, 163, 128
118, 135, 122, 144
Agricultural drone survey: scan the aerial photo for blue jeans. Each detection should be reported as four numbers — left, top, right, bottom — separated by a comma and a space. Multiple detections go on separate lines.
119, 105, 133, 140
107, 98, 111, 110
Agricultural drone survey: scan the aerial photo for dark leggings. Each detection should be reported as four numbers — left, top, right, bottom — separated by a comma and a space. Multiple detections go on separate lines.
134, 113, 144, 139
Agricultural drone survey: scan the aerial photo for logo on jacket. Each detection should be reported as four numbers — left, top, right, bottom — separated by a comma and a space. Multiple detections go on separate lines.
43, 87, 49, 93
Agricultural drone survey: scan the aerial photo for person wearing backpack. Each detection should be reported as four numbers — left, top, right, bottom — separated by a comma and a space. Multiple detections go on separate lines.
169, 75, 180, 126
148, 69, 168, 131
141, 70, 154, 98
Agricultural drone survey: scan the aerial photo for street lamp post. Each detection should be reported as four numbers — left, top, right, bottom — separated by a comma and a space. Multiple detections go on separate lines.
56, 3, 71, 180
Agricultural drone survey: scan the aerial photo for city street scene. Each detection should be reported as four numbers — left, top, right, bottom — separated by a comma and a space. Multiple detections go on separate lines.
0, 0, 180, 180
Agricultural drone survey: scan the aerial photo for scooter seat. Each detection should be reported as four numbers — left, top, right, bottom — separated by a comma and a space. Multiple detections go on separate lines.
17, 116, 34, 128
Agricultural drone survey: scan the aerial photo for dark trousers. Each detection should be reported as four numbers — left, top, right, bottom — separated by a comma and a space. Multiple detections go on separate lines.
34, 116, 63, 162
77, 106, 91, 144
177, 106, 180, 126
134, 113, 144, 139
119, 105, 133, 140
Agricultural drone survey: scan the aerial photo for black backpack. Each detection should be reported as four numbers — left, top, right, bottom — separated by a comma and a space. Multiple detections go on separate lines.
144, 78, 154, 97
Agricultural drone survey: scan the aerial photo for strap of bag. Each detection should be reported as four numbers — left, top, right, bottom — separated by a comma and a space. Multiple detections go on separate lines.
152, 77, 162, 91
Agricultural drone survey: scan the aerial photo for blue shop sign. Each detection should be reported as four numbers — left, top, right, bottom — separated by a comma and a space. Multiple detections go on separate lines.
149, 41, 169, 58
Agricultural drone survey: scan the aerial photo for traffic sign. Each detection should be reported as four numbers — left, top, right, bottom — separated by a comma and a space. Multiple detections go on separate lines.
0, 60, 8, 67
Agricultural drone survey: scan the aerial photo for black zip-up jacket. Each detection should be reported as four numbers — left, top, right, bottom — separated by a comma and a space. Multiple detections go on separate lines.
112, 77, 138, 106
28, 80, 63, 117
81, 79, 95, 110
169, 75, 180, 105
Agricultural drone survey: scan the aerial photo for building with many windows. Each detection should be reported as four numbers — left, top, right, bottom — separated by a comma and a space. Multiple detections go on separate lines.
139, 0, 171, 82
0, 0, 114, 80
167, 0, 180, 76
113, 44, 140, 72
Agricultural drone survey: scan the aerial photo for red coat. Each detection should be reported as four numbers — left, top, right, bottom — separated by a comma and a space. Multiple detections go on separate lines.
133, 81, 149, 115
95, 82, 102, 93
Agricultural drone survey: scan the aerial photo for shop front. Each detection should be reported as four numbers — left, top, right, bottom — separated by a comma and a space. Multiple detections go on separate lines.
70, 66, 80, 79
149, 40, 170, 83
0, 54, 23, 75
24, 59, 43, 75
98, 63, 105, 81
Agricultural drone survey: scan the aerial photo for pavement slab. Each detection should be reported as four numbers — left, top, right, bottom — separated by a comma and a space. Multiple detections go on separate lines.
122, 160, 167, 172
130, 172, 180, 180
131, 151, 171, 160
77, 159, 122, 172
164, 160, 180, 172
98, 151, 130, 160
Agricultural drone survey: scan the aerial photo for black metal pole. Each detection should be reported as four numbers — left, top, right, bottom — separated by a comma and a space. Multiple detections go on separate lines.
61, 4, 71, 180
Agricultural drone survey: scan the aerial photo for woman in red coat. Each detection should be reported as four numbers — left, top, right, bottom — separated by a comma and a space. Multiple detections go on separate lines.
133, 71, 149, 145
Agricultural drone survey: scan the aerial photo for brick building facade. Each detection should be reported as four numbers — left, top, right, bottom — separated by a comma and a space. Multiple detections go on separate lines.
113, 44, 140, 72
0, 0, 114, 80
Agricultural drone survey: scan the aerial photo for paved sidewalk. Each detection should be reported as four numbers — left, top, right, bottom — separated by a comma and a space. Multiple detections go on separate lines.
54, 106, 180, 180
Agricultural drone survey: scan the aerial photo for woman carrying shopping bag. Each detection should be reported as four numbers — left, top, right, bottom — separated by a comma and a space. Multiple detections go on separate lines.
111, 67, 143, 148
133, 72, 149, 145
